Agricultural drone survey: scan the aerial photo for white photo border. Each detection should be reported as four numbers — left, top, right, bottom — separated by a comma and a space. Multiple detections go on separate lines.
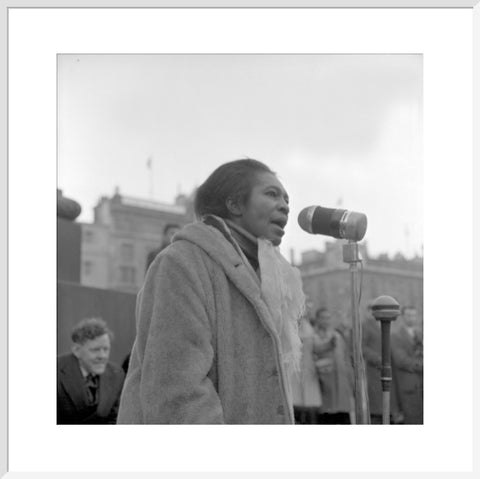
3, 2, 479, 478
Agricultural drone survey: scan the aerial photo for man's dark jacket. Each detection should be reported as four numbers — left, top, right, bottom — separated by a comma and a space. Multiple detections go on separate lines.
57, 353, 125, 424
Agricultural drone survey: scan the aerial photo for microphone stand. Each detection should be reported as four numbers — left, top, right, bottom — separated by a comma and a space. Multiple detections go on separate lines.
343, 240, 370, 424
371, 296, 400, 424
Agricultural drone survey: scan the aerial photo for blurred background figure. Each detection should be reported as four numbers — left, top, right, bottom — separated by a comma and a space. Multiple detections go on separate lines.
313, 307, 355, 424
145, 223, 181, 272
334, 309, 352, 343
57, 317, 125, 424
292, 301, 323, 424
391, 305, 423, 424
362, 303, 403, 424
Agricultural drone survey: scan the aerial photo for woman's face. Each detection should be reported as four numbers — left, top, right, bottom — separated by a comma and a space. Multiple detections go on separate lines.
231, 171, 290, 246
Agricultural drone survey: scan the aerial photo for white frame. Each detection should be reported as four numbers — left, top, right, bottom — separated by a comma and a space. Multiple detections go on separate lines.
2, 1, 479, 477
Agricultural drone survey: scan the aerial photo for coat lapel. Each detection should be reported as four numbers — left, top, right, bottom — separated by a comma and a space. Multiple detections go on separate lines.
96, 367, 114, 415
200, 221, 278, 331
59, 354, 90, 412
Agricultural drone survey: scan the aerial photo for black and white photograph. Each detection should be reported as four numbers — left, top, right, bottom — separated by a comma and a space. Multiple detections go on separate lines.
57, 53, 423, 427
4, 4, 477, 476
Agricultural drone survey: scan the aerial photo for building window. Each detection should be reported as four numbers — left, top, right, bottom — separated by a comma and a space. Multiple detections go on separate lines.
119, 266, 136, 284
83, 230, 94, 243
83, 260, 93, 276
120, 243, 134, 261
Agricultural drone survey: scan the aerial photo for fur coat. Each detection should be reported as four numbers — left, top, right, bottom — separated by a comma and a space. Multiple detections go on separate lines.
117, 220, 296, 424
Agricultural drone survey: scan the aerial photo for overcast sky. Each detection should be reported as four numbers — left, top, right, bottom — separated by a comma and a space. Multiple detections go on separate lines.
57, 54, 422, 262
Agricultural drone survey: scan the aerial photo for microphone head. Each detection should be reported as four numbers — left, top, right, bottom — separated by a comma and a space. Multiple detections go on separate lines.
298, 205, 334, 235
298, 205, 367, 241
342, 210, 368, 242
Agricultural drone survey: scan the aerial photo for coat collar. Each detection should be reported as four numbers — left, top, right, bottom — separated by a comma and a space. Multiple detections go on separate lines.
174, 220, 277, 335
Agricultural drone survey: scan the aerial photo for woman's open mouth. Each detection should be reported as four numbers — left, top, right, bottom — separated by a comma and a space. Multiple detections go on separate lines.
270, 217, 287, 230
270, 218, 287, 237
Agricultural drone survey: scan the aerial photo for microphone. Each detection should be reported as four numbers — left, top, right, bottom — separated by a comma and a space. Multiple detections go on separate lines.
298, 205, 367, 242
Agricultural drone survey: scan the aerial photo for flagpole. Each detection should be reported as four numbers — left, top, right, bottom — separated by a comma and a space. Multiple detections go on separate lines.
147, 156, 154, 199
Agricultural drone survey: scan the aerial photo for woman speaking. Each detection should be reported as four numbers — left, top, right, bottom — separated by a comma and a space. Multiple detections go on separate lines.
117, 159, 305, 424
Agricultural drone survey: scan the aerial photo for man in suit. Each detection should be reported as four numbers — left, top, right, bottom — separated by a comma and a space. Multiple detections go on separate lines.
390, 305, 423, 424
57, 317, 125, 424
145, 223, 180, 273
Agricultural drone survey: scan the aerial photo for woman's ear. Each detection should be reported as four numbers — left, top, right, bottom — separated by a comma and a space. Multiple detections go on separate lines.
226, 197, 243, 217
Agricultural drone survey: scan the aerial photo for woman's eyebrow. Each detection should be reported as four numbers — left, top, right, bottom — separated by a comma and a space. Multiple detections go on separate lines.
265, 185, 290, 202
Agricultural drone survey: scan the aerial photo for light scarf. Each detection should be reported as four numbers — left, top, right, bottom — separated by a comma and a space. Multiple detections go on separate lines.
257, 238, 305, 408
206, 215, 305, 411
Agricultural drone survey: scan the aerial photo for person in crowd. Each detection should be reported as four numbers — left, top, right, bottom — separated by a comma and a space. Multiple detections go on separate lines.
57, 317, 125, 424
312, 307, 355, 424
117, 158, 305, 424
292, 306, 323, 424
390, 305, 423, 424
361, 303, 403, 424
335, 310, 352, 342
145, 223, 181, 272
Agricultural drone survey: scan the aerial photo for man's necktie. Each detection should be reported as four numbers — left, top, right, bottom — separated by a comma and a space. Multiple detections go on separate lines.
85, 373, 99, 405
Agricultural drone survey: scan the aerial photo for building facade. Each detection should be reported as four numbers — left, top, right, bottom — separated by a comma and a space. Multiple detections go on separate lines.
80, 191, 194, 293
57, 189, 138, 364
298, 240, 423, 326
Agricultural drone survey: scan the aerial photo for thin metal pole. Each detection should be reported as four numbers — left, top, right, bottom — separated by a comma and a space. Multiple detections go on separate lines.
344, 242, 369, 424
382, 391, 390, 424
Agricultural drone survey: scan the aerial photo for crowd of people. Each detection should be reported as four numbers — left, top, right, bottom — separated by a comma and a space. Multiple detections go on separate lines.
57, 304, 423, 425
57, 158, 423, 425
292, 304, 423, 425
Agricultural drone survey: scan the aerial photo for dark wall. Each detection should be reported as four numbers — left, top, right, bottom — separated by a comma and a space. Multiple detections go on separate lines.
57, 218, 81, 283
57, 281, 137, 365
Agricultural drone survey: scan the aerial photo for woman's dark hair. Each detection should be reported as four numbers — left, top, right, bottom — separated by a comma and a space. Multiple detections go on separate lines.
194, 158, 275, 219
